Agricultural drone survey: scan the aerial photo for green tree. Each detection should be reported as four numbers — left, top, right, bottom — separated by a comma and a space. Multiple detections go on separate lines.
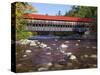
15, 2, 37, 40
65, 6, 97, 32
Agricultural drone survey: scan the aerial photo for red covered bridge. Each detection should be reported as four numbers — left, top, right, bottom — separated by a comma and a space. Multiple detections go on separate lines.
24, 14, 95, 32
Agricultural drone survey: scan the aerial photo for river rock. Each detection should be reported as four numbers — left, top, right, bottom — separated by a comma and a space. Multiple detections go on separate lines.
39, 43, 47, 48
90, 54, 97, 59
60, 44, 68, 48
38, 67, 48, 71
69, 55, 77, 60
25, 50, 32, 53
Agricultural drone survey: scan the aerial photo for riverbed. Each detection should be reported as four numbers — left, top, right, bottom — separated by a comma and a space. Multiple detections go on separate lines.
16, 39, 97, 72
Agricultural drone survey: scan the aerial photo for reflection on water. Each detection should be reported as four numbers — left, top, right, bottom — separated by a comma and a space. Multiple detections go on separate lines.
16, 39, 97, 72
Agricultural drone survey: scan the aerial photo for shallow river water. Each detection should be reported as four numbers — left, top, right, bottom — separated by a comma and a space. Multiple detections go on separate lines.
16, 39, 97, 72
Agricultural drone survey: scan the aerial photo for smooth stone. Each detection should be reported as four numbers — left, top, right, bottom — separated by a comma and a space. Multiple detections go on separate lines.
38, 67, 48, 71
40, 43, 47, 48
86, 46, 90, 48
25, 50, 32, 53
84, 54, 89, 58
69, 55, 77, 60
65, 52, 72, 56
37, 42, 41, 44
92, 46, 96, 49
92, 64, 97, 67
60, 44, 68, 48
30, 41, 37, 46
77, 40, 81, 42
46, 47, 52, 50
46, 62, 52, 67
23, 55, 27, 57
64, 41, 69, 43
46, 52, 51, 55
75, 43, 79, 46
16, 64, 22, 67
90, 54, 97, 58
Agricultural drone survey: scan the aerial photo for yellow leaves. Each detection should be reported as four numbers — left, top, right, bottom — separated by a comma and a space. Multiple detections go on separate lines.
27, 32, 33, 37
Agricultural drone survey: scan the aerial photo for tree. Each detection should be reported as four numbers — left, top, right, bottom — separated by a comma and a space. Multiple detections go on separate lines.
65, 6, 97, 32
15, 2, 37, 40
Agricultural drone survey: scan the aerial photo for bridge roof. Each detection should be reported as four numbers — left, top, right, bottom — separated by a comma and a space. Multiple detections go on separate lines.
24, 14, 95, 22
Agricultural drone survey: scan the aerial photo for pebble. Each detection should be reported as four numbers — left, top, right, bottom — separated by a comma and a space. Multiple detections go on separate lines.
23, 55, 27, 57
65, 41, 69, 43
25, 50, 32, 53
46, 52, 51, 55
30, 41, 37, 46
92, 64, 97, 67
37, 42, 41, 44
84, 54, 89, 58
65, 52, 72, 56
86, 46, 90, 48
40, 43, 47, 48
60, 50, 65, 54
90, 54, 97, 59
61, 44, 68, 48
46, 62, 52, 67
75, 43, 79, 46
38, 67, 48, 71
92, 46, 97, 49
77, 40, 81, 42
69, 55, 77, 60
46, 47, 52, 50
16, 64, 22, 67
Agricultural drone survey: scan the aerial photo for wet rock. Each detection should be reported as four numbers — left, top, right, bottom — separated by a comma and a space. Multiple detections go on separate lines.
75, 43, 79, 46
22, 55, 27, 58
60, 44, 68, 48
65, 52, 72, 56
90, 54, 97, 59
38, 67, 48, 71
64, 41, 69, 43
16, 64, 22, 67
46, 52, 51, 55
92, 46, 96, 49
38, 62, 52, 71
69, 55, 77, 60
46, 62, 53, 67
92, 64, 97, 67
84, 54, 89, 58
25, 50, 32, 53
86, 46, 90, 48
77, 40, 81, 42
46, 47, 51, 49
37, 41, 41, 44
60, 50, 65, 54
39, 43, 47, 48
30, 41, 37, 46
